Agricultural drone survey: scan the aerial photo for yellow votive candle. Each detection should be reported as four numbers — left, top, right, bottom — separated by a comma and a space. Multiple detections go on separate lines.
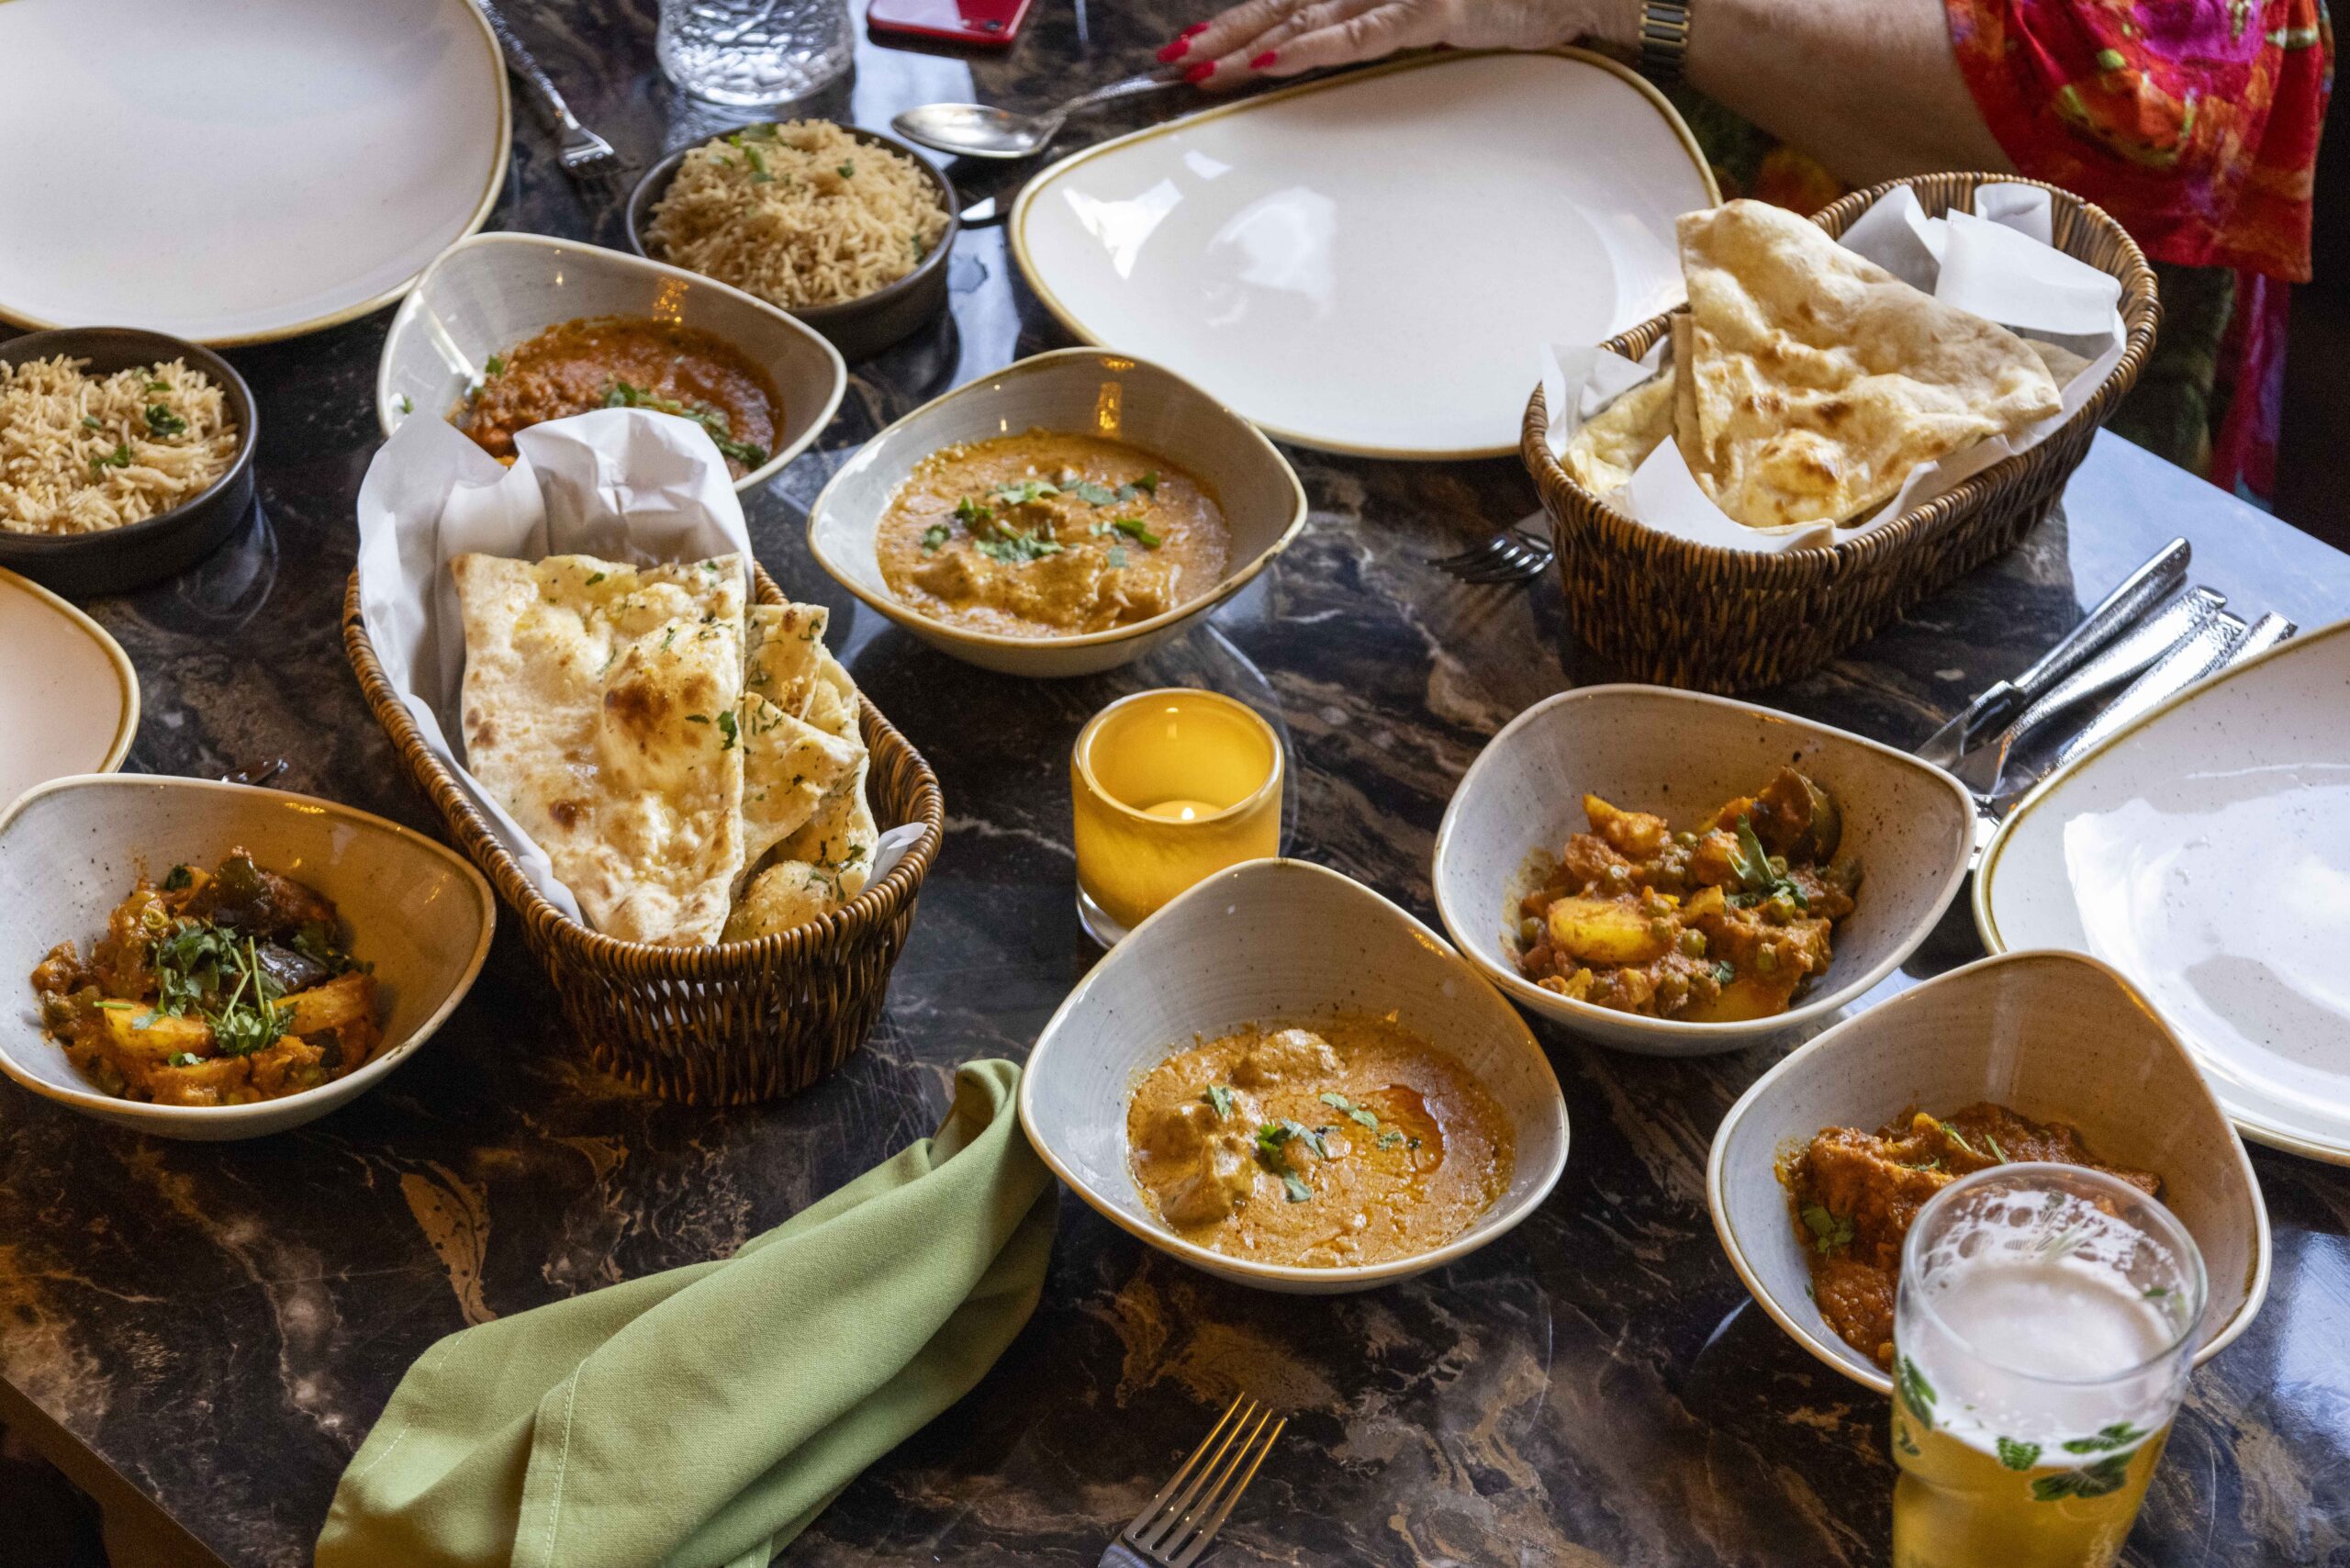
1070, 689, 1283, 944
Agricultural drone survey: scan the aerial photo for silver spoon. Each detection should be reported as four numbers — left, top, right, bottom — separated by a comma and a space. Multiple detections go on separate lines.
892, 71, 1183, 161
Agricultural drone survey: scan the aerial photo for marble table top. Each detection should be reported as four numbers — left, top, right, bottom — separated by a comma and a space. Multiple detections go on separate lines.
4, 6, 2347, 1566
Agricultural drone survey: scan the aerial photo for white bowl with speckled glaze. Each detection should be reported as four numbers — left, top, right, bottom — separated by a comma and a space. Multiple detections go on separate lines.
375, 231, 847, 494
0, 775, 495, 1140
1018, 857, 1569, 1292
806, 347, 1308, 678
1431, 685, 1976, 1057
1707, 949, 2270, 1396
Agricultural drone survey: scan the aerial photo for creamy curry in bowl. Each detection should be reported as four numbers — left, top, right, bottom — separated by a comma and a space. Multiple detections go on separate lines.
1125, 1014, 1516, 1270
875, 430, 1230, 639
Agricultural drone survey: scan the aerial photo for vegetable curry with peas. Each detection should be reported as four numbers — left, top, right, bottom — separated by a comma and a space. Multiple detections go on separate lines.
1516, 766, 1861, 1021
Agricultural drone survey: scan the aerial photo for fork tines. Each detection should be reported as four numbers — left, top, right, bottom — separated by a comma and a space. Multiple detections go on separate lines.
1429, 523, 1556, 585
1119, 1394, 1285, 1567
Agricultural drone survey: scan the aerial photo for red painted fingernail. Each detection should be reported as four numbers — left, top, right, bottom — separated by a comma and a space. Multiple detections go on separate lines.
1248, 50, 1277, 69
1157, 37, 1190, 61
1182, 21, 1210, 36
1184, 60, 1215, 83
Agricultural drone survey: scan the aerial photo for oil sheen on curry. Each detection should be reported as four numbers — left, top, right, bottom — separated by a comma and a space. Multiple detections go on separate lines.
456, 315, 782, 477
877, 430, 1229, 638
1785, 1103, 2162, 1368
1125, 1016, 1514, 1269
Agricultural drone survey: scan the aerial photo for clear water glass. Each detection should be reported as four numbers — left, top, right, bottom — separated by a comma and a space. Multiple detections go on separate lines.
1890, 1163, 2206, 1568
656, 0, 854, 106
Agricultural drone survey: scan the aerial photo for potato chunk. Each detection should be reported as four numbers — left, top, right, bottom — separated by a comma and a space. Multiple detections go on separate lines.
285, 972, 374, 1036
1545, 897, 1672, 966
101, 1005, 210, 1062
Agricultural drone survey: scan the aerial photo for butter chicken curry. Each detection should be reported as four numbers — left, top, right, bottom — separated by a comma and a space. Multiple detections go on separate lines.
1125, 1016, 1514, 1269
1516, 766, 1861, 1021
1785, 1103, 2163, 1368
876, 431, 1229, 638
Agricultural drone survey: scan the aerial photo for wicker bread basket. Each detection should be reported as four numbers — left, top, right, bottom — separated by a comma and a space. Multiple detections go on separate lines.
1522, 174, 2161, 692
342, 566, 944, 1104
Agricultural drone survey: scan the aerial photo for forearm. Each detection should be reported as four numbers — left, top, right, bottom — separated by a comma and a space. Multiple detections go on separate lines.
1673, 0, 2013, 185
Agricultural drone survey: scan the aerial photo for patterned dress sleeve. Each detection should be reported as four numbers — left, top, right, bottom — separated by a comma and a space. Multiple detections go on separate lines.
1942, 0, 2333, 279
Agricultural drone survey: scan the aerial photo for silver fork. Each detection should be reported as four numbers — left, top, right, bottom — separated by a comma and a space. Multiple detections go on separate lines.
219, 758, 289, 789
476, 0, 618, 177
1102, 1394, 1285, 1568
1431, 511, 1556, 585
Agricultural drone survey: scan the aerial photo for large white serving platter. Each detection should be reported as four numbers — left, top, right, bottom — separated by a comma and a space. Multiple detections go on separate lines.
0, 0, 509, 345
0, 566, 138, 807
1977, 618, 2350, 1164
1011, 50, 1717, 460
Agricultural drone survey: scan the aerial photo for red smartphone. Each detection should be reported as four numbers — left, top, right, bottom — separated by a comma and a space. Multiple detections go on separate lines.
867, 0, 1035, 48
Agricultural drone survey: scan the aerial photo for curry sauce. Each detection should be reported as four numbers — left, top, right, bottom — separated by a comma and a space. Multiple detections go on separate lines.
456, 315, 782, 477
876, 431, 1229, 638
1125, 1017, 1514, 1269
1784, 1103, 2162, 1368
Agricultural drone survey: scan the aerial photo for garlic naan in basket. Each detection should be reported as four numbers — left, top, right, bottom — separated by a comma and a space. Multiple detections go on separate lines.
1565, 200, 2065, 531
452, 552, 876, 946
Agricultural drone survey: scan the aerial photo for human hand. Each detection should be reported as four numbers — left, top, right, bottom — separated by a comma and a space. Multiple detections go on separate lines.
1157, 0, 1641, 90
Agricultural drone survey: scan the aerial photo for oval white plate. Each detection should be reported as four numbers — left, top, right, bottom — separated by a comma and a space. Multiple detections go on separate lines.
0, 0, 509, 344
1011, 50, 1717, 460
1977, 618, 2350, 1164
0, 566, 138, 805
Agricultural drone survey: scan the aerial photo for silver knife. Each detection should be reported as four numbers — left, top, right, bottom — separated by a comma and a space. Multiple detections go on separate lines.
1953, 586, 2226, 799
2223, 610, 2299, 666
2049, 610, 2247, 774
1916, 537, 2190, 768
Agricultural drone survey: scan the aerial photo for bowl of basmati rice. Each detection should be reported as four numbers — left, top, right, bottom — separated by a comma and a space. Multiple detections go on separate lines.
626, 119, 958, 363
0, 327, 257, 597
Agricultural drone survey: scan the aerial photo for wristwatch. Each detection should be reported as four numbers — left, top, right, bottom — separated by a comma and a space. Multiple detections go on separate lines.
1636, 0, 1692, 85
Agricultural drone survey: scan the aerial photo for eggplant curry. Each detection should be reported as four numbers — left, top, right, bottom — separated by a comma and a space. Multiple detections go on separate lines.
30, 851, 379, 1107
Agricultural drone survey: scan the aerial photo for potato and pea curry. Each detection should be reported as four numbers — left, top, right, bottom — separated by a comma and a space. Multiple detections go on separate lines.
876, 431, 1229, 638
1785, 1103, 2162, 1368
29, 851, 379, 1107
1515, 766, 1861, 1021
1125, 1016, 1514, 1269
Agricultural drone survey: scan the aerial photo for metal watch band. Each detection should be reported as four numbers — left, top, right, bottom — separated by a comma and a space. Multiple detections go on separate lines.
1637, 0, 1691, 84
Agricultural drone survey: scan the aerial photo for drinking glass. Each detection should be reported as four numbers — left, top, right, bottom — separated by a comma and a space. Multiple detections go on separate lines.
1070, 689, 1283, 946
1890, 1163, 2207, 1568
656, 0, 853, 106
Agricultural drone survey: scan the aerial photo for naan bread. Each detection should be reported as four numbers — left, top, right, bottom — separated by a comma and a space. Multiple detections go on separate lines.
1676, 200, 2062, 529
1562, 369, 1676, 496
722, 644, 878, 943
453, 552, 746, 945
736, 605, 861, 890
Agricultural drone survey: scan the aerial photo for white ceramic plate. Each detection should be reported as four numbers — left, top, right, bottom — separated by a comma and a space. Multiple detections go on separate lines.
1011, 50, 1717, 459
377, 233, 849, 494
1019, 858, 1569, 1293
1433, 686, 1976, 1056
0, 776, 496, 1140
1708, 950, 2269, 1395
0, 0, 509, 344
1977, 618, 2350, 1164
807, 347, 1306, 677
0, 567, 138, 805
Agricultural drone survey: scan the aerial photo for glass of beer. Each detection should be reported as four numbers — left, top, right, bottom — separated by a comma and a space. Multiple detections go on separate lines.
1890, 1163, 2207, 1568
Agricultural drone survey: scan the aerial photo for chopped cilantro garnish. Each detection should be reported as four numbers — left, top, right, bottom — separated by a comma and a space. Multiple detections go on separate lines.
922, 524, 950, 552
1799, 1203, 1854, 1254
716, 710, 738, 751
1203, 1084, 1234, 1119
161, 865, 193, 892
90, 442, 133, 474
484, 354, 506, 375
585, 571, 605, 585
973, 528, 1063, 565
1111, 517, 1161, 548
144, 404, 186, 437
835, 162, 855, 178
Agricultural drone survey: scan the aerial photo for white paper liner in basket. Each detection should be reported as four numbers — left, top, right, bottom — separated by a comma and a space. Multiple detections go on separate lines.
353, 409, 917, 929
1540, 184, 2129, 554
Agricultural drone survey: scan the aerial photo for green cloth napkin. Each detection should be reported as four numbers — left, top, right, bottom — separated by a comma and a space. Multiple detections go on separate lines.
317, 1059, 1056, 1568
